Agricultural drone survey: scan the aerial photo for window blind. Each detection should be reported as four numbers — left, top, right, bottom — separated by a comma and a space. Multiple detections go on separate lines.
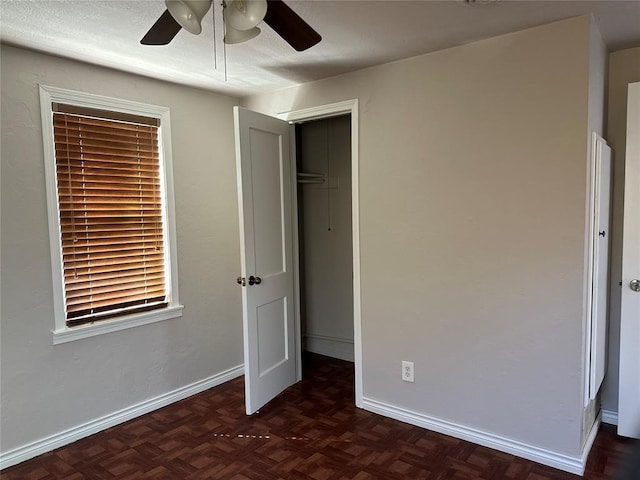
52, 104, 167, 326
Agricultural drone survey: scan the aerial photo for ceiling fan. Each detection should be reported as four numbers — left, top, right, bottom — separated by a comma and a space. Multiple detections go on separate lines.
141, 0, 321, 51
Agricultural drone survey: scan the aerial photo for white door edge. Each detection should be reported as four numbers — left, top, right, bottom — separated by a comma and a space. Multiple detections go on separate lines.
619, 82, 640, 438
280, 99, 363, 409
582, 132, 600, 406
590, 136, 612, 400
582, 132, 612, 405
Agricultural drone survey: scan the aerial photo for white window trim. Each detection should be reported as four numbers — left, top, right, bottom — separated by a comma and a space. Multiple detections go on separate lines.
39, 85, 183, 345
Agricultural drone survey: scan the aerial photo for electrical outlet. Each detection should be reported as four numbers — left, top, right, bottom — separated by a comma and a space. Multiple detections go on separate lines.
402, 361, 414, 382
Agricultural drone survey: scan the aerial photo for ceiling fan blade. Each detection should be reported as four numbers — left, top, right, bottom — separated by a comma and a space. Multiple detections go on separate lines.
141, 9, 182, 45
263, 0, 321, 51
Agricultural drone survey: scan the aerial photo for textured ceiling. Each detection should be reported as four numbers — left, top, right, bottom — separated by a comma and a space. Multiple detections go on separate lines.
1, 0, 639, 97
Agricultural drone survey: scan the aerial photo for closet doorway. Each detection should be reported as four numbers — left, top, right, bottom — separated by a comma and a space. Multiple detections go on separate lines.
283, 99, 362, 407
296, 115, 354, 365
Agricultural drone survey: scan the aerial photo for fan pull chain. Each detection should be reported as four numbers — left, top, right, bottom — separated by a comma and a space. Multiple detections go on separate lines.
220, 1, 227, 81
223, 28, 228, 82
212, 3, 217, 70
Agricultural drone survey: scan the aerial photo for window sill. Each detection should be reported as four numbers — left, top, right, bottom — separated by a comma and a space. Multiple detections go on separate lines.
52, 305, 184, 345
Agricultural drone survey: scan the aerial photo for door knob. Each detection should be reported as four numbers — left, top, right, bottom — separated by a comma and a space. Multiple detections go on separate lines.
237, 276, 246, 286
630, 279, 640, 292
248, 275, 262, 286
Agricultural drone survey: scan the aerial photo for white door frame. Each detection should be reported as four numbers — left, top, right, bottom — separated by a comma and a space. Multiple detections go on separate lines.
279, 99, 363, 408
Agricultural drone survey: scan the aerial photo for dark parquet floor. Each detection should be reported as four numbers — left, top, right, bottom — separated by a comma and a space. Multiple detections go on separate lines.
1, 353, 635, 480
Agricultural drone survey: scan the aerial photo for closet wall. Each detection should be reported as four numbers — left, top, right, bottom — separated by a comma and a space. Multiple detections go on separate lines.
297, 115, 354, 361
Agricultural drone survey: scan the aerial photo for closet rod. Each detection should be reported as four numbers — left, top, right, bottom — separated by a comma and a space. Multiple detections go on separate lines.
297, 172, 326, 184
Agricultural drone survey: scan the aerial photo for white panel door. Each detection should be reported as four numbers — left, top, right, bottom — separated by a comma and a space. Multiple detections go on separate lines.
619, 82, 640, 439
234, 106, 297, 415
589, 137, 611, 398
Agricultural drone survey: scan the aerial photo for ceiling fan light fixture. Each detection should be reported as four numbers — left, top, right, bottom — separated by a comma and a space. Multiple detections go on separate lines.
225, 0, 268, 31
224, 25, 261, 44
165, 0, 212, 34
142, 0, 321, 51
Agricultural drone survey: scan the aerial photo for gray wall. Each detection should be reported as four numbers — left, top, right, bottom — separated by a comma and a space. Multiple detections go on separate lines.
243, 16, 597, 456
0, 45, 243, 453
601, 46, 640, 415
1, 14, 615, 463
298, 116, 353, 360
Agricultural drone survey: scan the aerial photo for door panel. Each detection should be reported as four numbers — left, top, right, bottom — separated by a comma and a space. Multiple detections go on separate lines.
251, 128, 286, 276
234, 106, 297, 415
257, 298, 289, 375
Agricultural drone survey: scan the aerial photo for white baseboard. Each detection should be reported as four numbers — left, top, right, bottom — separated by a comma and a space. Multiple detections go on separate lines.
363, 397, 599, 476
304, 334, 354, 362
601, 409, 618, 425
0, 364, 244, 470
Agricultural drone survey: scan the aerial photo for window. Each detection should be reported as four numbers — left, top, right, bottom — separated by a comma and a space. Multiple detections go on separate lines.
40, 85, 182, 344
